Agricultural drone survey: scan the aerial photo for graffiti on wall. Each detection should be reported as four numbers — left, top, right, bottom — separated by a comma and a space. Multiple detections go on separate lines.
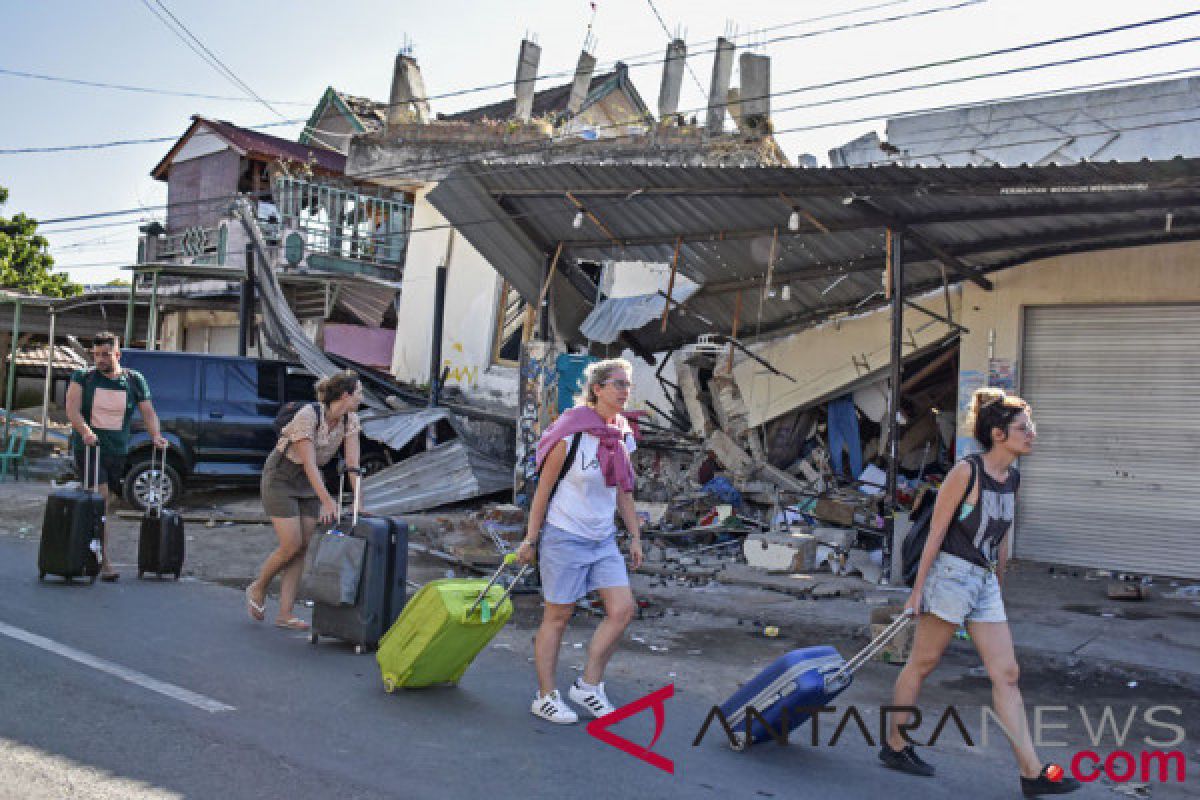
442, 341, 480, 388
514, 340, 560, 508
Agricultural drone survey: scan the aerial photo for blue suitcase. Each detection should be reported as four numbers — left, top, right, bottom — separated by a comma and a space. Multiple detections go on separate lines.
719, 613, 912, 750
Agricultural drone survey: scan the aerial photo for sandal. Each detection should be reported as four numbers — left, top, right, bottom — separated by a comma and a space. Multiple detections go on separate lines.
274, 617, 310, 631
245, 586, 266, 621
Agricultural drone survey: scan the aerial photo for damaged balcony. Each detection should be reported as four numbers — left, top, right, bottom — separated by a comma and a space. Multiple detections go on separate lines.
269, 176, 412, 281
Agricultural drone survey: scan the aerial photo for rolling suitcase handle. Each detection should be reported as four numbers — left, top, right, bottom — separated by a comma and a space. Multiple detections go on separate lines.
335, 464, 367, 528
81, 443, 100, 494
465, 554, 531, 622
830, 609, 914, 683
147, 444, 167, 518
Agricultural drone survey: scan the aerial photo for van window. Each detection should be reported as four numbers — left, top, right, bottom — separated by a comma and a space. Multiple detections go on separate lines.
203, 361, 282, 412
285, 372, 317, 402
127, 355, 195, 403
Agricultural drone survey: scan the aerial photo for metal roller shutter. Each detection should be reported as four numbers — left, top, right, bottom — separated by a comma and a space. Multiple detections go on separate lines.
1016, 304, 1200, 578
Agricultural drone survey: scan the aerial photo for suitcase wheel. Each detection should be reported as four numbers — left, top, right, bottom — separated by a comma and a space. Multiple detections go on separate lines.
309, 633, 318, 645
382, 676, 396, 694
37, 573, 44, 582
87, 575, 96, 585
354, 644, 366, 655
730, 733, 749, 752
173, 573, 181, 581
137, 570, 145, 580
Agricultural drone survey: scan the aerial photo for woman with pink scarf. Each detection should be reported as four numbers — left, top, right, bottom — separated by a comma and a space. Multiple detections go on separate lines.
516, 358, 644, 725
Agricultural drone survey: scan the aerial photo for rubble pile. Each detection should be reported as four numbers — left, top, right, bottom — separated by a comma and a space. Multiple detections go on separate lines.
623, 342, 959, 596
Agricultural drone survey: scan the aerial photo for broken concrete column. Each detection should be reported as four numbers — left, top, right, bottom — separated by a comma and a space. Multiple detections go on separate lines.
705, 429, 754, 478
566, 50, 597, 117
387, 53, 430, 127
513, 38, 542, 122
676, 362, 712, 437
658, 38, 686, 120
737, 52, 770, 132
706, 37, 735, 133
708, 373, 765, 462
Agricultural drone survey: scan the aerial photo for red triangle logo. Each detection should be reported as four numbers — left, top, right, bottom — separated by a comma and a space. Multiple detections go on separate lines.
586, 683, 675, 774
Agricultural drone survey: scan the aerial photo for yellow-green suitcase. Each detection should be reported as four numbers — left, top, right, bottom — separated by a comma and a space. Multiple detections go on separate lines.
377, 555, 530, 691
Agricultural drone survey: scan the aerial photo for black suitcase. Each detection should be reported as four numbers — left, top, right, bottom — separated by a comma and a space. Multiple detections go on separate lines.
137, 447, 185, 579
310, 471, 409, 653
38, 447, 104, 584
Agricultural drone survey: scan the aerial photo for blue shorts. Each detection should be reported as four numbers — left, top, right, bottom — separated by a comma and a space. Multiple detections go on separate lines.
538, 524, 629, 605
922, 552, 1007, 625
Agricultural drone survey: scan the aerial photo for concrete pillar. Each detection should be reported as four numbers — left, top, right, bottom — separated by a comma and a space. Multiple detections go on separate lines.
3, 299, 20, 443
387, 53, 430, 128
658, 39, 686, 120
40, 310, 55, 444
513, 39, 542, 122
146, 272, 160, 351
566, 50, 597, 117
738, 53, 770, 132
123, 277, 137, 347
706, 37, 735, 133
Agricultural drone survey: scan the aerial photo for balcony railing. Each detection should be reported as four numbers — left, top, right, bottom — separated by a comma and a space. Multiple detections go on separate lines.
156, 226, 221, 262
273, 177, 411, 269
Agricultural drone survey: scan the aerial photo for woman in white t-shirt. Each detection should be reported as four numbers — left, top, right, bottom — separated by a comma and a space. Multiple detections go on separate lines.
517, 358, 644, 724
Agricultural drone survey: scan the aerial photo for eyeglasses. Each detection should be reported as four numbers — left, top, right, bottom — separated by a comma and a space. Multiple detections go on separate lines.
1010, 422, 1036, 435
602, 379, 633, 390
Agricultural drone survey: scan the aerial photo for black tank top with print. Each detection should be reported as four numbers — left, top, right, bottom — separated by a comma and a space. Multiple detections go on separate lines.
940, 454, 1021, 569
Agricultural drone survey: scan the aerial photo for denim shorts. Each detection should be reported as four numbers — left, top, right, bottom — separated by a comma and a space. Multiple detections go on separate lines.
922, 552, 1007, 625
538, 523, 629, 605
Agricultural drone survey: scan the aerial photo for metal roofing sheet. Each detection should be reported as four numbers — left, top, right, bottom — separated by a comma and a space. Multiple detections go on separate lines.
428, 158, 1200, 351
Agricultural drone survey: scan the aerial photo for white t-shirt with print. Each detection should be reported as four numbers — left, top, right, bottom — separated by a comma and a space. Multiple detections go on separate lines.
544, 432, 636, 541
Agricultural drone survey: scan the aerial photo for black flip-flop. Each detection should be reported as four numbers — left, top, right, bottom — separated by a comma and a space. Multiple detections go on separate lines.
100, 572, 120, 583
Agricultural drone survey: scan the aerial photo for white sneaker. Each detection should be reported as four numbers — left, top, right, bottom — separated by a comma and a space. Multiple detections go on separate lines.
569, 680, 615, 718
531, 690, 578, 724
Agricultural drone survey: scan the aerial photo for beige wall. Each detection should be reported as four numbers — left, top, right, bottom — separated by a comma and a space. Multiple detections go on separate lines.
734, 288, 963, 427
956, 240, 1200, 451
391, 184, 509, 401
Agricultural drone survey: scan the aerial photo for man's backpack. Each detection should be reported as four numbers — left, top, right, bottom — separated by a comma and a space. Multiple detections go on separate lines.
901, 455, 979, 587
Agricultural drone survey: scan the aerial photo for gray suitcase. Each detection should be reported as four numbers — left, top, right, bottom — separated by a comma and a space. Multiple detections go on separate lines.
309, 470, 409, 653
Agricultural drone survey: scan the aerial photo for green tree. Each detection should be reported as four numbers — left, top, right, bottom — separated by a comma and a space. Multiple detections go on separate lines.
0, 185, 81, 298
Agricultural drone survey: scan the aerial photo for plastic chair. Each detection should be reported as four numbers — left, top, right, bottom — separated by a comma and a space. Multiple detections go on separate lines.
0, 425, 30, 481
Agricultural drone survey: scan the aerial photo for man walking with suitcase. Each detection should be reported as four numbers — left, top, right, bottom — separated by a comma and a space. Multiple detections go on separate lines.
65, 332, 167, 581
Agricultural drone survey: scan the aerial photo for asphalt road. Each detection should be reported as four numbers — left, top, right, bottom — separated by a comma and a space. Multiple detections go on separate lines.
0, 535, 1192, 799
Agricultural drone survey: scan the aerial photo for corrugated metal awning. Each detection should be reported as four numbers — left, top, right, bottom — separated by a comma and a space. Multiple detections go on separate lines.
427, 158, 1200, 351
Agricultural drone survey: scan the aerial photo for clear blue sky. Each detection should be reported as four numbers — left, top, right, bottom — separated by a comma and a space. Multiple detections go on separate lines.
2, 0, 1198, 284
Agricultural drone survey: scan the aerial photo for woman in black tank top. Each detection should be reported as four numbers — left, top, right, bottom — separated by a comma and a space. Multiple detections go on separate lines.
879, 389, 1080, 797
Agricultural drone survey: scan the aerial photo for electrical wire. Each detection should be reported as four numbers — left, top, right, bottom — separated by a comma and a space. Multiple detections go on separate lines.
11, 8, 1191, 160
644, 0, 706, 94
0, 67, 309, 105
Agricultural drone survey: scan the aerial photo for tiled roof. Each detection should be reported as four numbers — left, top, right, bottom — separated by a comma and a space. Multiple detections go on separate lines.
336, 92, 388, 132
151, 116, 346, 180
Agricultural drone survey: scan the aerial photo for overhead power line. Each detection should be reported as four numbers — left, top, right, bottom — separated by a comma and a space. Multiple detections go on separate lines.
0, 67, 310, 104
10, 9, 1197, 163
41, 110, 1200, 261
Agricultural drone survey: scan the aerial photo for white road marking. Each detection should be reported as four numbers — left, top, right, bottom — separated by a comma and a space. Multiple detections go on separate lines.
0, 621, 235, 713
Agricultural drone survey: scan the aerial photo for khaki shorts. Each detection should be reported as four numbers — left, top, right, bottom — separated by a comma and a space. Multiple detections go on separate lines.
260, 448, 321, 519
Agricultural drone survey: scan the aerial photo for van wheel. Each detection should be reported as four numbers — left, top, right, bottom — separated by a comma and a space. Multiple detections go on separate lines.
123, 458, 183, 512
